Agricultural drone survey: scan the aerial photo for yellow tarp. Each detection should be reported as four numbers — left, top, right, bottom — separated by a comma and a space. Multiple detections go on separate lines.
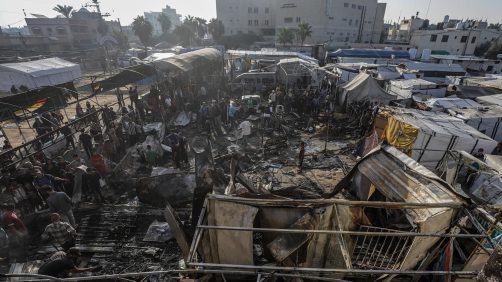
382, 115, 419, 152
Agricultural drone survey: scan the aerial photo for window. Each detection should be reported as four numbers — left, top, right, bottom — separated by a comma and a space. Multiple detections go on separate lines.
344, 3, 349, 7
441, 35, 449, 42
355, 20, 359, 25
254, 7, 258, 13
264, 20, 269, 26
471, 36, 477, 43
254, 20, 259, 26
352, 4, 356, 8
248, 7, 252, 13
248, 20, 252, 26
47, 27, 53, 34
430, 34, 437, 42
358, 5, 363, 9
296, 17, 301, 23
345, 37, 349, 42
349, 19, 353, 26
342, 18, 347, 21
460, 36, 468, 43
284, 17, 293, 23
31, 27, 42, 35
265, 7, 269, 14
56, 27, 66, 35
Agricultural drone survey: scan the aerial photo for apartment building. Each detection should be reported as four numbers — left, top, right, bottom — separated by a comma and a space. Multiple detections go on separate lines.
144, 5, 182, 36
216, 0, 386, 46
387, 16, 427, 42
216, 0, 276, 38
410, 28, 502, 57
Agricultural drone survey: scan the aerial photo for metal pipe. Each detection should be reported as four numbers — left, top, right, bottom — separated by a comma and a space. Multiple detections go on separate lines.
188, 262, 479, 276
208, 195, 465, 209
3, 269, 350, 282
196, 225, 489, 238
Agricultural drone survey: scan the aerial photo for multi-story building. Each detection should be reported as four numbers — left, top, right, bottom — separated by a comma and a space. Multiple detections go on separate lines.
216, 0, 276, 38
275, 0, 386, 46
145, 5, 182, 36
216, 0, 386, 46
409, 28, 502, 57
387, 16, 427, 42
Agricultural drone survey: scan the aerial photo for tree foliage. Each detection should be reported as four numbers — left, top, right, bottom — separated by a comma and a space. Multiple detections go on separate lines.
297, 22, 313, 46
132, 16, 153, 49
53, 5, 73, 18
157, 13, 172, 35
208, 18, 225, 42
112, 30, 129, 50
277, 28, 295, 46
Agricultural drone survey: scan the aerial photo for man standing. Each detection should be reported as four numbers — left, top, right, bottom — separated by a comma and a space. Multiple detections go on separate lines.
144, 145, 158, 167
78, 130, 93, 159
38, 247, 101, 278
129, 86, 139, 110
44, 187, 75, 227
41, 213, 76, 251
61, 123, 75, 150
298, 142, 306, 172
238, 120, 252, 146
82, 168, 105, 203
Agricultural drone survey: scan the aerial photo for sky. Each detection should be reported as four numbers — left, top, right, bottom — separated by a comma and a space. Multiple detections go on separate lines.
1, 0, 502, 28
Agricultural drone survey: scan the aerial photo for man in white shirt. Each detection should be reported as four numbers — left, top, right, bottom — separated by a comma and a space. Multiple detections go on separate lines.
238, 120, 252, 145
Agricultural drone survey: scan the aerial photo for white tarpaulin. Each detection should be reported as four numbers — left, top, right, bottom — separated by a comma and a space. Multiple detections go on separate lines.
447, 106, 502, 142
416, 97, 482, 111
0, 57, 81, 91
338, 73, 397, 106
383, 108, 498, 170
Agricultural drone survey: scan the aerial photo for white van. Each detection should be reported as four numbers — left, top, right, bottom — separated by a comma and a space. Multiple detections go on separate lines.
230, 72, 276, 94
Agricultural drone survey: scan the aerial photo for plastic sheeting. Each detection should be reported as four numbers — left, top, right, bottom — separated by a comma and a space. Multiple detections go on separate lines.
338, 73, 397, 106
447, 106, 502, 142
381, 108, 498, 170
0, 58, 81, 91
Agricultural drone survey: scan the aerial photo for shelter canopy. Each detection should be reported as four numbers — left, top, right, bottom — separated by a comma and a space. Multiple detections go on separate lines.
0, 57, 81, 92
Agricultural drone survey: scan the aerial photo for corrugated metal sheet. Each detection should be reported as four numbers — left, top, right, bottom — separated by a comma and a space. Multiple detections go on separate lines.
355, 146, 463, 222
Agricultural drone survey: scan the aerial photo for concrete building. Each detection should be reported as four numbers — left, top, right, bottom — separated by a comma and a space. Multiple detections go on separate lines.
216, 0, 276, 38
387, 16, 427, 42
216, 0, 386, 46
274, 0, 386, 46
145, 5, 182, 36
409, 28, 502, 57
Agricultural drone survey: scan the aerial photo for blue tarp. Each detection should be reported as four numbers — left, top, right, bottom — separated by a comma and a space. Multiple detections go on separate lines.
327, 49, 410, 59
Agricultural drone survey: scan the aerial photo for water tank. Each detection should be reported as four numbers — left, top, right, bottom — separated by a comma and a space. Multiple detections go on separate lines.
443, 15, 450, 24
409, 48, 418, 59
456, 21, 465, 30
422, 49, 432, 61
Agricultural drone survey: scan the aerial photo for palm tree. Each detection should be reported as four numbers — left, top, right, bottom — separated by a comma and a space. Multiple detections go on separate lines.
173, 24, 193, 46
195, 17, 207, 39
297, 22, 313, 46
53, 5, 73, 18
208, 18, 225, 42
157, 14, 172, 35
132, 16, 153, 51
277, 28, 294, 47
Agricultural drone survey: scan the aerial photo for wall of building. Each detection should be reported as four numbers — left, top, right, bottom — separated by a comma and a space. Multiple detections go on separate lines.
409, 29, 502, 56
216, 0, 275, 37
274, 0, 385, 46
216, 0, 385, 46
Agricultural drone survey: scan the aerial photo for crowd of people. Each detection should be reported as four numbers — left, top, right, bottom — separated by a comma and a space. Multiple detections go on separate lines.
0, 68, 348, 278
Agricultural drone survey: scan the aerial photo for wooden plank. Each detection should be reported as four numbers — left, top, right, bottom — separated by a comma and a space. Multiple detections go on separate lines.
164, 202, 191, 260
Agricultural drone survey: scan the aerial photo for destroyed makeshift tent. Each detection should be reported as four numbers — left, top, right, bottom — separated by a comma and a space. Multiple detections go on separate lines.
338, 72, 397, 106
380, 107, 498, 170
388, 79, 446, 99
0, 83, 75, 121
189, 146, 465, 279
335, 145, 464, 271
276, 58, 319, 87
447, 105, 502, 142
0, 57, 81, 92
92, 48, 222, 93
